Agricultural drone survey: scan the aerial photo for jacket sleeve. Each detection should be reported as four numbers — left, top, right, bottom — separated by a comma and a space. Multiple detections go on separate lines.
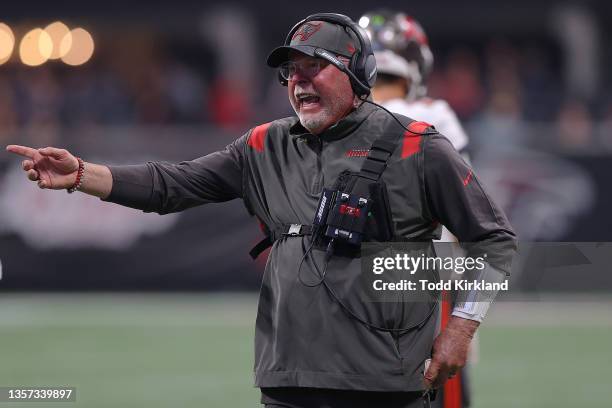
103, 134, 247, 214
423, 134, 517, 273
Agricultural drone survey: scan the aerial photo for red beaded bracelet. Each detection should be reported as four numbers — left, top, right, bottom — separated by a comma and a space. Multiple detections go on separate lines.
67, 157, 85, 194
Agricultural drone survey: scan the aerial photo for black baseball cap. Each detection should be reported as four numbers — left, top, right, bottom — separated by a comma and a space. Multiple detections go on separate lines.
267, 20, 359, 67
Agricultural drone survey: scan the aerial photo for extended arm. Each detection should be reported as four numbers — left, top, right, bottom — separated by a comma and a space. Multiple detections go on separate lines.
103, 135, 246, 214
6, 134, 248, 214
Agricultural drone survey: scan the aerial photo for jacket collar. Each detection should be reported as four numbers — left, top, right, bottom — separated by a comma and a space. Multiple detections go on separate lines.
289, 101, 377, 141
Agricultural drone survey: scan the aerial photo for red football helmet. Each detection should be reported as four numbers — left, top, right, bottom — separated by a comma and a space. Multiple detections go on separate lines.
359, 10, 434, 99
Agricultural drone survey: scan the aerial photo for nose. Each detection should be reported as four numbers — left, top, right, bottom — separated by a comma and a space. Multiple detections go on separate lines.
290, 70, 310, 84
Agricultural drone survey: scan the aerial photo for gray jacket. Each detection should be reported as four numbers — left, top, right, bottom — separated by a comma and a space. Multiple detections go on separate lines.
104, 102, 516, 391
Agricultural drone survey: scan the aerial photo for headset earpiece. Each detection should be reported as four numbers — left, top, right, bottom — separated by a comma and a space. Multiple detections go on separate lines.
363, 54, 378, 88
278, 71, 288, 87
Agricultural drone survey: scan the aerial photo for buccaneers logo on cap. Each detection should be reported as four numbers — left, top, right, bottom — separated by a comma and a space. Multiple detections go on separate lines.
292, 22, 322, 42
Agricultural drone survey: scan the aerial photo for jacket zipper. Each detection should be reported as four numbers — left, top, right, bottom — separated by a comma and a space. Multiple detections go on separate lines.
311, 137, 323, 193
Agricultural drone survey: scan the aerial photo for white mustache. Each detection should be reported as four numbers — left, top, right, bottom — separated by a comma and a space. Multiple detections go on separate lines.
294, 92, 320, 101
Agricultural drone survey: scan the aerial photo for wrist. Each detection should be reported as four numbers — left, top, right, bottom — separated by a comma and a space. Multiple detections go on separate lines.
67, 158, 85, 193
446, 316, 479, 339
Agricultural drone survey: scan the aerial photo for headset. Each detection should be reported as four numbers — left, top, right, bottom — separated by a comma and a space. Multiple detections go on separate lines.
278, 13, 435, 136
278, 13, 377, 97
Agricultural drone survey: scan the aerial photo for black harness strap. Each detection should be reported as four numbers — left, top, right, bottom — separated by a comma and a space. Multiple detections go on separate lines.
358, 129, 403, 182
250, 224, 313, 259
249, 237, 274, 259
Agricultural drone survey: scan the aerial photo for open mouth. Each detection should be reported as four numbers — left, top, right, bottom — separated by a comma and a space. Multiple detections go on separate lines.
296, 93, 321, 109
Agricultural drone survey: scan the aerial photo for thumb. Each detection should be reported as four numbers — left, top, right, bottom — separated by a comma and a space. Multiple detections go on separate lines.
423, 358, 440, 389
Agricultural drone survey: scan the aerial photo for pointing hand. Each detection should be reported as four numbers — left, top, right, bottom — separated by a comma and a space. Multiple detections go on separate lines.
5, 145, 80, 190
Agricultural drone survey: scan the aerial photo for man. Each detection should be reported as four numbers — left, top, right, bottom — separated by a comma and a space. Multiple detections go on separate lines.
360, 11, 475, 407
359, 11, 469, 154
6, 13, 515, 408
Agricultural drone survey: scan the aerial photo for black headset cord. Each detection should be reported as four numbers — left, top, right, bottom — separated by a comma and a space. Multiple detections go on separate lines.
301, 238, 441, 334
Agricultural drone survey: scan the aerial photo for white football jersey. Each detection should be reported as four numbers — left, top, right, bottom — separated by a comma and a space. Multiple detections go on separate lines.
383, 97, 469, 152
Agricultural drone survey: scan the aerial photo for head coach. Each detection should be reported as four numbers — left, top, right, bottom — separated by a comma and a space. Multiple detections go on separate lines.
6, 13, 517, 408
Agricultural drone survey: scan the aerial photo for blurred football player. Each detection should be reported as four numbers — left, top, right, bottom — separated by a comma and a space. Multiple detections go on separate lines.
359, 11, 468, 155
360, 10, 473, 408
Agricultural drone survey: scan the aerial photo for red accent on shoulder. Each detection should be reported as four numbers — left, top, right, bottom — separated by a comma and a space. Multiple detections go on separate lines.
401, 132, 422, 159
401, 121, 431, 158
347, 43, 356, 54
407, 121, 432, 134
463, 169, 473, 186
247, 123, 271, 152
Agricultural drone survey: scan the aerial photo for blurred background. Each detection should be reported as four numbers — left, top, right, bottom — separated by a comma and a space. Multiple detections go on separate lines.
0, 0, 611, 407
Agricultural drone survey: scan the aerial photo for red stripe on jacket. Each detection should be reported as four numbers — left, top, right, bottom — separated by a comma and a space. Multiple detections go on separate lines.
401, 121, 431, 159
408, 121, 431, 134
401, 133, 422, 158
247, 123, 271, 152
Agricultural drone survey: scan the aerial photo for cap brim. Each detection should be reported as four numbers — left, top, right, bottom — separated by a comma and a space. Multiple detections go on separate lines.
266, 45, 317, 67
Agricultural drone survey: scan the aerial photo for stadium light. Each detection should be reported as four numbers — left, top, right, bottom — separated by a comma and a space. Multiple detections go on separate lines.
44, 21, 71, 59
19, 28, 53, 66
0, 23, 15, 65
60, 27, 94, 66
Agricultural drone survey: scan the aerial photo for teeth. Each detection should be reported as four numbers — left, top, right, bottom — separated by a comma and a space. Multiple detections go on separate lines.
296, 93, 318, 101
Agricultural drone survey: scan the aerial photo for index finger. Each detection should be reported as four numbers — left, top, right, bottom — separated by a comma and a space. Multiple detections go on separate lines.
5, 145, 38, 159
